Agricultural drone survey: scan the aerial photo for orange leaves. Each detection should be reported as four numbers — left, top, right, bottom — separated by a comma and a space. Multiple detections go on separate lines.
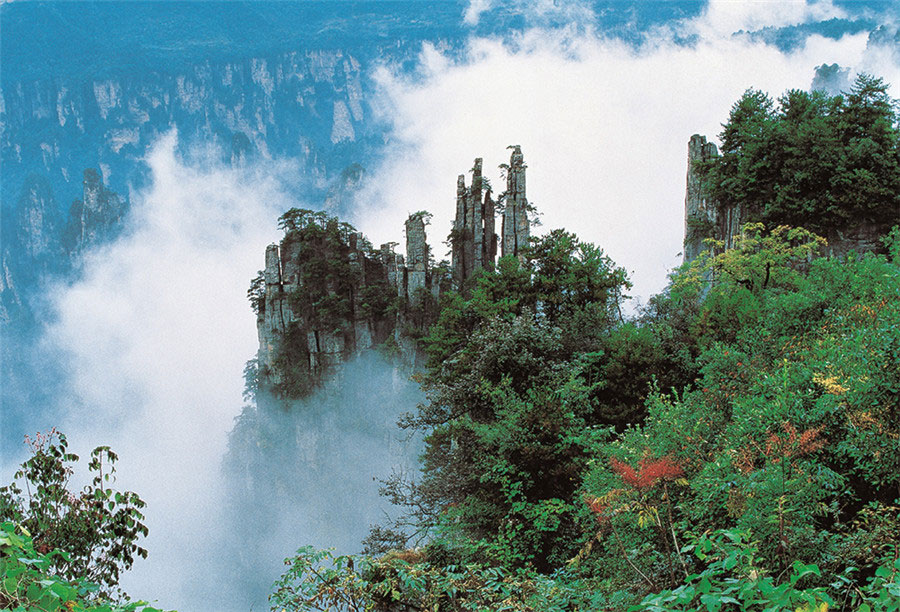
584, 453, 686, 534
796, 426, 828, 456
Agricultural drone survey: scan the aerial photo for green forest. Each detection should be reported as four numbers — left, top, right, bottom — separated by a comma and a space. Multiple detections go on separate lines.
3, 77, 899, 611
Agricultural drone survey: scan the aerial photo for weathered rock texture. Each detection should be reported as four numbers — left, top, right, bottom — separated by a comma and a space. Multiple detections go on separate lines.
1, 168, 124, 325
683, 134, 732, 263
257, 146, 533, 397
256, 212, 441, 395
451, 159, 489, 286
501, 145, 530, 262
452, 147, 529, 288
0, 174, 60, 323
62, 168, 126, 256
682, 134, 885, 263
405, 214, 428, 305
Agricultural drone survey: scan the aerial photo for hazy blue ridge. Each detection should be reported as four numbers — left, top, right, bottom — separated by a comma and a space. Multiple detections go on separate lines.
0, 1, 467, 84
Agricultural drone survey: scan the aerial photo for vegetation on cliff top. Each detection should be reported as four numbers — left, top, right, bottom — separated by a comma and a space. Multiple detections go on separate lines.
269, 77, 899, 611
697, 73, 899, 233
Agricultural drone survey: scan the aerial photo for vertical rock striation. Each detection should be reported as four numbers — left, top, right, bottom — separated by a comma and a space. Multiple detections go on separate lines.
683, 134, 744, 263
405, 214, 428, 305
501, 145, 530, 262
256, 211, 442, 396
469, 158, 484, 276
451, 175, 468, 288
62, 168, 126, 257
255, 146, 534, 397
451, 148, 530, 289
683, 134, 720, 262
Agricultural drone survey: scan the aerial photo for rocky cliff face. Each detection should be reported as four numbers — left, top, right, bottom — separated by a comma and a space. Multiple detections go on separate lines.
2, 48, 372, 201
0, 174, 60, 323
255, 212, 438, 397
501, 145, 530, 262
683, 134, 722, 263
682, 134, 887, 263
1, 47, 384, 335
0, 168, 122, 324
682, 133, 751, 263
62, 169, 125, 255
256, 146, 533, 398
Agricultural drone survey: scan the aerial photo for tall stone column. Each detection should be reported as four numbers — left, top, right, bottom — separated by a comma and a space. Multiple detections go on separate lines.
683, 134, 721, 263
405, 214, 428, 305
470, 158, 483, 273
259, 243, 286, 385
501, 145, 529, 261
451, 175, 467, 288
483, 188, 497, 267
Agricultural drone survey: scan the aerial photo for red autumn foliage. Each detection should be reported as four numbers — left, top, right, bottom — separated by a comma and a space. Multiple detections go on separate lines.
610, 455, 683, 491
733, 422, 827, 473
610, 458, 640, 488
584, 495, 610, 525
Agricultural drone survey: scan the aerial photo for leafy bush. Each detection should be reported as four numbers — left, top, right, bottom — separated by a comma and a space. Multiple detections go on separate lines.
632, 529, 900, 612
0, 521, 168, 612
0, 430, 148, 600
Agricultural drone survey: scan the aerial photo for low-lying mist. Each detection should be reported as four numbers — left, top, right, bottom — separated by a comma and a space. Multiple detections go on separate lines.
212, 352, 423, 610
1, 133, 422, 611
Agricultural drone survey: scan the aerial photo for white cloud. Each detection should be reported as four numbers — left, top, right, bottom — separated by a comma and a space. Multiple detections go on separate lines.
8, 3, 900, 608
463, 0, 493, 26
29, 131, 425, 611
352, 10, 890, 305
693, 0, 847, 35
463, 0, 596, 28
857, 30, 900, 90
42, 131, 289, 607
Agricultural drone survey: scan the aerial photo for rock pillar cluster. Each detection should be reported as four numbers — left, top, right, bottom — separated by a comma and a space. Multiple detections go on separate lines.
255, 146, 533, 396
256, 234, 368, 389
452, 159, 492, 286
452, 147, 529, 288
256, 211, 442, 391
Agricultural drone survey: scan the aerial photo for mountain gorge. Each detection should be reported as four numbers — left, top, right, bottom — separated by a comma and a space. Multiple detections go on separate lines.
2, 2, 900, 611
3, 47, 376, 323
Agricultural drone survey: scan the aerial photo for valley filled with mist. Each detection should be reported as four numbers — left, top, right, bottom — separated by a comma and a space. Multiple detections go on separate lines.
2, 2, 899, 611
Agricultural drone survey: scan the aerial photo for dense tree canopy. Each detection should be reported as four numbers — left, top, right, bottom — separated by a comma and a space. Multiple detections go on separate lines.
281, 226, 900, 611
699, 74, 900, 233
